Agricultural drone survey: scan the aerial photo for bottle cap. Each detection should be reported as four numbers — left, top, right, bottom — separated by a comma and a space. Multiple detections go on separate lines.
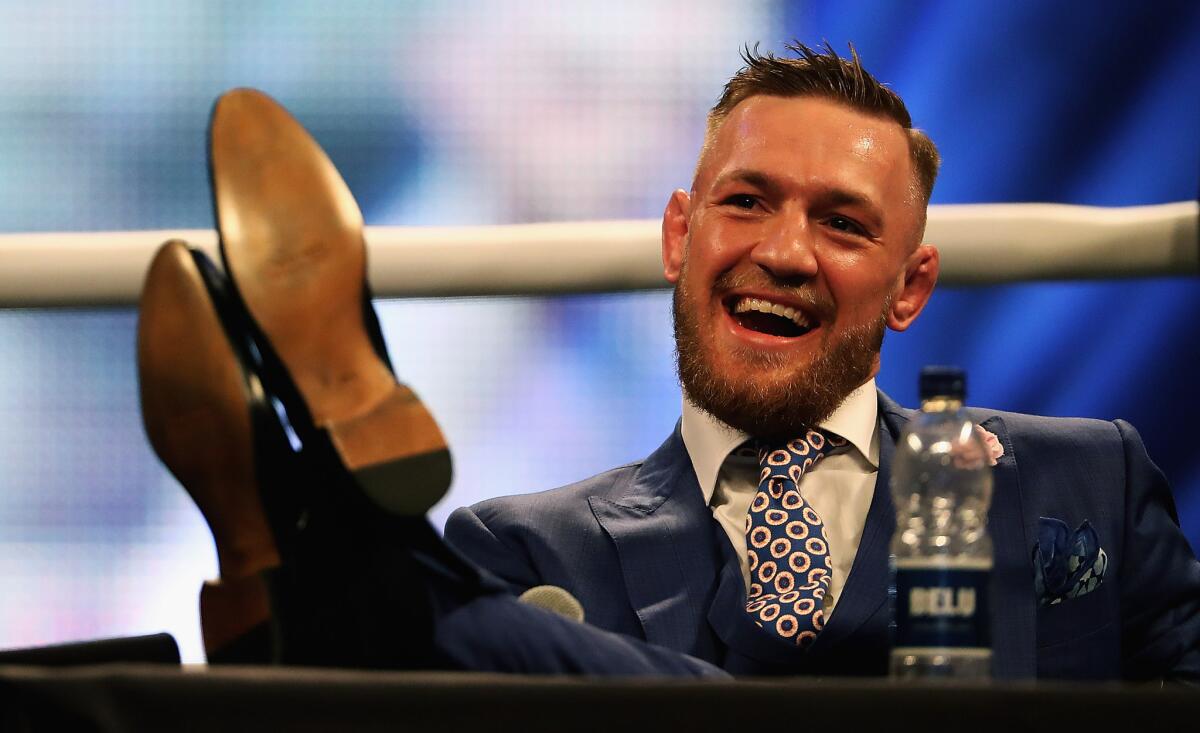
919, 365, 966, 401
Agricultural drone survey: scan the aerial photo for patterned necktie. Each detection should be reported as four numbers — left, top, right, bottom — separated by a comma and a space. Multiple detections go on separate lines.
744, 428, 848, 648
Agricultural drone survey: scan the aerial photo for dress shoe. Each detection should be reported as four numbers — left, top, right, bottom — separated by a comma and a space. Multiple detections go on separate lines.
139, 240, 454, 669
204, 89, 486, 638
140, 89, 479, 670
206, 87, 450, 517
138, 239, 277, 661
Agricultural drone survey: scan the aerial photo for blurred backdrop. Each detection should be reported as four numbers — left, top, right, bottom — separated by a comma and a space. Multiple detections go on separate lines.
0, 1, 1197, 663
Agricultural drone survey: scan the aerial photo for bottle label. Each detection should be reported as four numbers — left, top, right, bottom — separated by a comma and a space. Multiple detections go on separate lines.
892, 558, 990, 652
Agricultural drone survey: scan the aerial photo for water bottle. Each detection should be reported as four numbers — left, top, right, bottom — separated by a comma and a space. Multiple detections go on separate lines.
889, 366, 993, 678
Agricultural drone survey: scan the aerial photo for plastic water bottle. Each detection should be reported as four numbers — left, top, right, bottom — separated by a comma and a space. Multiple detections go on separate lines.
889, 366, 993, 678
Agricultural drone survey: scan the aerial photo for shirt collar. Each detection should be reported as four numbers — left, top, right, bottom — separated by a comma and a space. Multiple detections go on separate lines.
680, 379, 880, 506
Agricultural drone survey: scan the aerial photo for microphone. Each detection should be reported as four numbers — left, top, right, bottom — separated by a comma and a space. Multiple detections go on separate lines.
518, 585, 585, 623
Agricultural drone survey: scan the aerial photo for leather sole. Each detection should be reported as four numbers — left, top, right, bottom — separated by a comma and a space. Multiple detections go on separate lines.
208, 88, 451, 515
137, 239, 276, 657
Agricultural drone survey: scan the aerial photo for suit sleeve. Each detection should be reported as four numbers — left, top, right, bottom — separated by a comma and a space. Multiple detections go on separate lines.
1114, 420, 1200, 682
444, 505, 543, 595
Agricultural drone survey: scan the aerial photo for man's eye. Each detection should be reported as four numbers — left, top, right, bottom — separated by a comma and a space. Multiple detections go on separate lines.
721, 194, 758, 210
827, 215, 866, 236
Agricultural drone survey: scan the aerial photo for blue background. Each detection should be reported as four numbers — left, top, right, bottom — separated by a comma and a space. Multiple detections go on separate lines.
787, 1, 1200, 536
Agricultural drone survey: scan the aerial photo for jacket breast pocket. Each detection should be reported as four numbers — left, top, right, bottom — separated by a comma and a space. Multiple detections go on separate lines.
1035, 584, 1118, 679
1036, 582, 1114, 647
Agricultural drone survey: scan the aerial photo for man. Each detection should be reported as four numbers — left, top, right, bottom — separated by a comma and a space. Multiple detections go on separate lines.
131, 45, 1198, 681
442, 44, 1200, 680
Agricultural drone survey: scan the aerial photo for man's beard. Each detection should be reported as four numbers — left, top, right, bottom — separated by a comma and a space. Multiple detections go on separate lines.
672, 274, 887, 440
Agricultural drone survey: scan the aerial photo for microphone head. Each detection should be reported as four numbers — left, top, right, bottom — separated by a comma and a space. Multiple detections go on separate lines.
517, 585, 585, 623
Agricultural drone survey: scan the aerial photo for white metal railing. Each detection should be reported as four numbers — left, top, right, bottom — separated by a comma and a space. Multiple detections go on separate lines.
0, 201, 1196, 308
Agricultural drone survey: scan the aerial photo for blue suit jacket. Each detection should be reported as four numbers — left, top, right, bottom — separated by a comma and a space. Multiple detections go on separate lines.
445, 393, 1200, 680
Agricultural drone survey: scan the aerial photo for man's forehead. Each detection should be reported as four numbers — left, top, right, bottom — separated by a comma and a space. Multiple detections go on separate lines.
702, 95, 913, 192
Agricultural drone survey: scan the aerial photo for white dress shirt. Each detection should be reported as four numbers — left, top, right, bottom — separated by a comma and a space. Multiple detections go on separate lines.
680, 380, 880, 618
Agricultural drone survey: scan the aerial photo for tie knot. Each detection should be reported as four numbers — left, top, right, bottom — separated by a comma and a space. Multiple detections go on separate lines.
756, 428, 848, 469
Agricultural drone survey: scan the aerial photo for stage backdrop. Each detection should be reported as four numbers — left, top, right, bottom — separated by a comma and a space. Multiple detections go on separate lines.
0, 0, 1196, 663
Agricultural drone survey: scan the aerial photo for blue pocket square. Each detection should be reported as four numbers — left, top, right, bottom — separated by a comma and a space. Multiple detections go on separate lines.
1032, 517, 1107, 606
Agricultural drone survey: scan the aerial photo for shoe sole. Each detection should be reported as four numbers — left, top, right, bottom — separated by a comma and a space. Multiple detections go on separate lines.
137, 239, 275, 655
208, 88, 451, 515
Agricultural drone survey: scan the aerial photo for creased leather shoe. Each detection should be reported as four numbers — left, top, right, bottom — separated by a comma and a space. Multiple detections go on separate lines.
138, 240, 455, 669
138, 239, 278, 661
197, 88, 479, 669
207, 86, 451, 517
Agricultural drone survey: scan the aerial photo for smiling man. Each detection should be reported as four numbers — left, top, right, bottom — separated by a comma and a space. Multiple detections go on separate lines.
444, 44, 1200, 680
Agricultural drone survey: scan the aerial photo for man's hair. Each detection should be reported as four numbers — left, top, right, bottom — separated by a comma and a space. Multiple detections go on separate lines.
702, 42, 940, 207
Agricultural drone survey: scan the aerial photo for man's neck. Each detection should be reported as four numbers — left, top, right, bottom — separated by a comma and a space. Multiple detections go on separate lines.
680, 379, 880, 504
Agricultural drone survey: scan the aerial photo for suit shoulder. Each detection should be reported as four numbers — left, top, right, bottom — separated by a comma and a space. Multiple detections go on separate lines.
454, 460, 643, 527
964, 407, 1123, 441
444, 460, 646, 585
971, 410, 1170, 510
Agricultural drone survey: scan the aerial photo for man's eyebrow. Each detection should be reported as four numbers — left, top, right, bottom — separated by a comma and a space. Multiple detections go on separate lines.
817, 189, 884, 224
712, 168, 776, 191
713, 169, 886, 225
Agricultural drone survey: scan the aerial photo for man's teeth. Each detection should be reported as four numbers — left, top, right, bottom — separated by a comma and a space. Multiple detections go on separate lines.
732, 297, 811, 329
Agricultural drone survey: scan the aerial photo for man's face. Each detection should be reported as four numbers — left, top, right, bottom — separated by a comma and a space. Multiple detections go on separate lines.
663, 95, 937, 437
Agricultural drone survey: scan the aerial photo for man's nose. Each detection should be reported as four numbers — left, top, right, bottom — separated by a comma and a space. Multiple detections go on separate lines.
748, 216, 819, 280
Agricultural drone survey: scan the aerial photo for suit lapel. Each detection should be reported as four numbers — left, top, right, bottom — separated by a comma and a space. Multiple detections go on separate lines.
977, 414, 1036, 679
872, 396, 1036, 679
808, 398, 899, 651
588, 426, 726, 653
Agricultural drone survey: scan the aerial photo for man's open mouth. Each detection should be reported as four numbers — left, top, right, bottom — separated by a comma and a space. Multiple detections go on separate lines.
726, 296, 815, 338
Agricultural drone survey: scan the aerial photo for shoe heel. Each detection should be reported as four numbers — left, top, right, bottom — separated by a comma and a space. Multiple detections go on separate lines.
199, 576, 272, 663
325, 384, 452, 515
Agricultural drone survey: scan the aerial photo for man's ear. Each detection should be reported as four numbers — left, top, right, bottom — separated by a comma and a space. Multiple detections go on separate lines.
887, 243, 939, 331
661, 189, 691, 284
